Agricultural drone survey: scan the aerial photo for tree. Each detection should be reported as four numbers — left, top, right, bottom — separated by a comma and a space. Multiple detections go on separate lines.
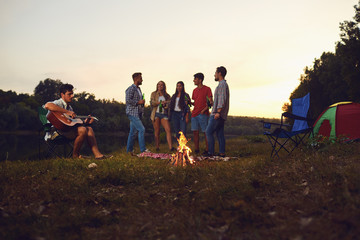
0, 105, 18, 131
14, 103, 38, 130
336, 2, 360, 101
34, 78, 63, 104
284, 1, 360, 120
0, 90, 18, 109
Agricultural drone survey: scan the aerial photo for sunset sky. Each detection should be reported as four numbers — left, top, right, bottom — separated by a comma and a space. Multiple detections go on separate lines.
0, 0, 357, 117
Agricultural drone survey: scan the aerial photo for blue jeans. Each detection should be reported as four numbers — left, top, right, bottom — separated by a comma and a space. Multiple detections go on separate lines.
126, 115, 146, 152
191, 114, 209, 132
171, 111, 187, 138
205, 115, 225, 154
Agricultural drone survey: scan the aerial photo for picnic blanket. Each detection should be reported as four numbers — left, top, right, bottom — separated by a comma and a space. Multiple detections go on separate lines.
137, 152, 172, 159
196, 156, 235, 162
137, 152, 237, 162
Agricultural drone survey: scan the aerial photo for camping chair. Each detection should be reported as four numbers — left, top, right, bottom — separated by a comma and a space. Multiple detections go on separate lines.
38, 106, 73, 159
261, 93, 313, 158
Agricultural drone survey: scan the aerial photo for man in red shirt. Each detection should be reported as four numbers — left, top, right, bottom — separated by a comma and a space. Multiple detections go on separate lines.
191, 73, 213, 154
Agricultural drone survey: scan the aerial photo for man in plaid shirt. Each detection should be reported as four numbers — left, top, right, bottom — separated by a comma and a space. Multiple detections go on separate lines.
205, 66, 230, 157
126, 72, 149, 154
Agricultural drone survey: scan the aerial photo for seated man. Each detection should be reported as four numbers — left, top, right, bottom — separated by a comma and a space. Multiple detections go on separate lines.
44, 83, 111, 159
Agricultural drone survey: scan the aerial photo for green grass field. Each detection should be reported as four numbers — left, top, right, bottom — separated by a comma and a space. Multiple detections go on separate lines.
1, 136, 360, 239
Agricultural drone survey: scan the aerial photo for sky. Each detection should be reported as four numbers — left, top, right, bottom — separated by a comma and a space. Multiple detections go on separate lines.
0, 0, 358, 118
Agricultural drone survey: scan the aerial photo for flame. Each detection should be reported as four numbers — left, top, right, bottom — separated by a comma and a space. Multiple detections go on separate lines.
169, 132, 195, 166
173, 131, 195, 165
177, 131, 191, 153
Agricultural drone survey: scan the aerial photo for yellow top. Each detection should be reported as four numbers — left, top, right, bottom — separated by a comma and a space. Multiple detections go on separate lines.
329, 102, 352, 108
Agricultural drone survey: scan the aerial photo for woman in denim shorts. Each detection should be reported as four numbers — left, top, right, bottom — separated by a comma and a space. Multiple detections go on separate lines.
150, 81, 174, 152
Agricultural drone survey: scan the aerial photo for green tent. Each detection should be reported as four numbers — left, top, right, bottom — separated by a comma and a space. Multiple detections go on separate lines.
313, 102, 360, 140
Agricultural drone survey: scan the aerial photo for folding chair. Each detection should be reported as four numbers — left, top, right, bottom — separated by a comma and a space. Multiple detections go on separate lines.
38, 106, 73, 159
261, 93, 313, 158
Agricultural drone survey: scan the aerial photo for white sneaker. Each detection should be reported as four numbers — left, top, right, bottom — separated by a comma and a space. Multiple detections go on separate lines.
143, 149, 151, 153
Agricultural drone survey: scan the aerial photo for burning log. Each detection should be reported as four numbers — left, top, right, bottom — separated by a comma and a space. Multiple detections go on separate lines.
169, 151, 194, 166
169, 132, 195, 166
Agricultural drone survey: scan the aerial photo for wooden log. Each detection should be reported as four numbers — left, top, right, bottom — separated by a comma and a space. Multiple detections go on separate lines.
169, 150, 195, 166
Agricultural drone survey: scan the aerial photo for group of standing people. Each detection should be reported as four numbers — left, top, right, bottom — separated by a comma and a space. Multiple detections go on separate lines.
126, 66, 230, 157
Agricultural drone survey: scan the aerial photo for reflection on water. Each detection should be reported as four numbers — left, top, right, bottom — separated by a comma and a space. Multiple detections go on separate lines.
0, 133, 153, 161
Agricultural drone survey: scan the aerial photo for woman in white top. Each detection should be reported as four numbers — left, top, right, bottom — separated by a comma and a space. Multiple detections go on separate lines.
169, 81, 191, 139
150, 81, 174, 152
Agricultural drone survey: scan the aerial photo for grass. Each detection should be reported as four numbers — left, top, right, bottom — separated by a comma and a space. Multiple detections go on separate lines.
1, 136, 360, 239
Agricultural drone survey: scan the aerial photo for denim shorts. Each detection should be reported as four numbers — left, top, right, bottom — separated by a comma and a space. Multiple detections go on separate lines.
155, 112, 169, 120
191, 114, 209, 132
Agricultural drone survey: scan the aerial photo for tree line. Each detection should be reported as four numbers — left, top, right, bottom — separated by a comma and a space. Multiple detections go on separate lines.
0, 78, 276, 136
283, 1, 360, 121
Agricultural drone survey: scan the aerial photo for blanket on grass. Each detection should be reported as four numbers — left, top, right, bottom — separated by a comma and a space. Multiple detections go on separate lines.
137, 152, 236, 162
137, 152, 172, 159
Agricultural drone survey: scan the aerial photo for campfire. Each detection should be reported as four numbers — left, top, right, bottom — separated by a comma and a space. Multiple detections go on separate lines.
169, 132, 195, 166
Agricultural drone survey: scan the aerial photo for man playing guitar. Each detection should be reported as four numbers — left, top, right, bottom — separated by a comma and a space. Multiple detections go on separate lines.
44, 83, 111, 159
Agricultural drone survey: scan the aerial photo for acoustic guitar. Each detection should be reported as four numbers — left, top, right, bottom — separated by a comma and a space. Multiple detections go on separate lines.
47, 111, 98, 131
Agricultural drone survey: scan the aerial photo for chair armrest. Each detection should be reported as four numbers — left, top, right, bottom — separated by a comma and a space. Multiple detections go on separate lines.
259, 120, 280, 125
260, 120, 290, 129
282, 112, 312, 121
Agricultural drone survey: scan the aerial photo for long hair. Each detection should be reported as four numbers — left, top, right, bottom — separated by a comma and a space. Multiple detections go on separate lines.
170, 81, 187, 111
155, 81, 168, 94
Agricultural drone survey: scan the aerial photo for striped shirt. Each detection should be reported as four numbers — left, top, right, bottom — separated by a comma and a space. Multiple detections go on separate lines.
211, 80, 229, 121
126, 84, 144, 118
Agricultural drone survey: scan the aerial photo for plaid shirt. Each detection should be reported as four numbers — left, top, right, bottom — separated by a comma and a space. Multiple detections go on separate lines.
212, 80, 229, 120
126, 84, 144, 118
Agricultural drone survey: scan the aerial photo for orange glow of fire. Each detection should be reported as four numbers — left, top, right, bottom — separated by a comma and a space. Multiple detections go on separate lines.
177, 131, 192, 154
171, 131, 195, 165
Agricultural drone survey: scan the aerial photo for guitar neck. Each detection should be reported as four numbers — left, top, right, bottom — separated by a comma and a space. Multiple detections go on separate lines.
76, 115, 99, 121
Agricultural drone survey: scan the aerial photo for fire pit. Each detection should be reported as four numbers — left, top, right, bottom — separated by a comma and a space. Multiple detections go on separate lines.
169, 132, 195, 166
